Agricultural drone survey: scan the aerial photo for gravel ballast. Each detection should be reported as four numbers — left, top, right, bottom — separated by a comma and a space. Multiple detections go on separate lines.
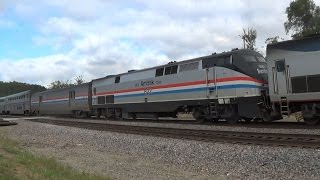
1, 119, 320, 179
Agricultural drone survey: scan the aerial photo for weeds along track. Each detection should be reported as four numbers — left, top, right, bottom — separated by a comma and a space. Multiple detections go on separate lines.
27, 118, 320, 149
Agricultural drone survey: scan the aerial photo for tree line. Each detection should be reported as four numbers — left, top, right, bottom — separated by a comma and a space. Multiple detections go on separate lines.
0, 81, 46, 97
0, 75, 86, 97
48, 75, 86, 89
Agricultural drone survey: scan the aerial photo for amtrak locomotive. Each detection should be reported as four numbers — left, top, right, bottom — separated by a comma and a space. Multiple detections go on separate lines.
90, 49, 269, 123
2, 36, 320, 125
0, 49, 272, 124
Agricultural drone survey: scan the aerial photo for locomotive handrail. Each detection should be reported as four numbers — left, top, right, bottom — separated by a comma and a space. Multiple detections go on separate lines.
272, 67, 278, 94
214, 66, 218, 97
286, 65, 292, 93
205, 68, 209, 98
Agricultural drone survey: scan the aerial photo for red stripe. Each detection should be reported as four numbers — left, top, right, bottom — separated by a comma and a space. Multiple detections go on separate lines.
96, 76, 264, 96
211, 76, 265, 83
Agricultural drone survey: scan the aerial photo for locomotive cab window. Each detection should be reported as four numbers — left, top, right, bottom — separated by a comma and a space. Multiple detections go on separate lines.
275, 60, 286, 72
155, 68, 164, 77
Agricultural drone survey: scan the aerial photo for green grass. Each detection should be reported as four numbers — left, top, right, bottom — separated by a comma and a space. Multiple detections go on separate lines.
0, 133, 109, 180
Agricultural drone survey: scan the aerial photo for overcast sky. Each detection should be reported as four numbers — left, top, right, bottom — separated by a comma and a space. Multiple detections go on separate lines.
0, 0, 318, 86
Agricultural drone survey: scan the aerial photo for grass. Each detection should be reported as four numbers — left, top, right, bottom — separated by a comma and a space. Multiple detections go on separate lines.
0, 133, 109, 180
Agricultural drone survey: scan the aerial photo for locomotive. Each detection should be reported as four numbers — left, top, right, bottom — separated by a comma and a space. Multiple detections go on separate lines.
0, 49, 271, 124
90, 49, 269, 123
1, 35, 320, 125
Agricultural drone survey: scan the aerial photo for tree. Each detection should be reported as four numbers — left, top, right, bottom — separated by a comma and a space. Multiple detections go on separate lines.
239, 28, 257, 50
48, 80, 72, 89
74, 75, 85, 85
265, 36, 284, 44
48, 75, 86, 89
284, 0, 320, 39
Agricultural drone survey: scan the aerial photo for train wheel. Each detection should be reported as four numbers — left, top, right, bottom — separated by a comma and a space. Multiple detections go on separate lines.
152, 114, 159, 120
304, 118, 320, 125
212, 118, 219, 122
226, 117, 239, 124
132, 113, 137, 120
243, 118, 252, 123
192, 108, 204, 123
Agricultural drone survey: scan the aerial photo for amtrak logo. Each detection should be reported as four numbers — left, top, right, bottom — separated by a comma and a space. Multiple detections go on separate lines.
257, 68, 267, 74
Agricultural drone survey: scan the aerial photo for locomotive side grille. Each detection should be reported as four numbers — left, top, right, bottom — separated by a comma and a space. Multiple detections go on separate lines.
291, 76, 307, 93
307, 74, 320, 92
291, 74, 320, 93
97, 96, 106, 104
106, 95, 114, 104
179, 62, 199, 72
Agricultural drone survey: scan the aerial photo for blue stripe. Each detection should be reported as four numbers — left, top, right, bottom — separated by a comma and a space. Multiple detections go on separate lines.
115, 84, 262, 99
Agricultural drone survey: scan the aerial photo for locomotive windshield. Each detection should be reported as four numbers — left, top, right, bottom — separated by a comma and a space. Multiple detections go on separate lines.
202, 49, 268, 83
234, 52, 268, 83
243, 55, 266, 63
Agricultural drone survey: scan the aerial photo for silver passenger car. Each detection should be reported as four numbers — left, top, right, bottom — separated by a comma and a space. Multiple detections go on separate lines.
31, 83, 92, 117
0, 90, 31, 115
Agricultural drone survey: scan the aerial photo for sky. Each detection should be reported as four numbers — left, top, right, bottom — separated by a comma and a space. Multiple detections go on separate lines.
0, 0, 318, 86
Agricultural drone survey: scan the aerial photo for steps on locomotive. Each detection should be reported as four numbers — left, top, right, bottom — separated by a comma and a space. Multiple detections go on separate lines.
210, 101, 218, 116
280, 97, 290, 116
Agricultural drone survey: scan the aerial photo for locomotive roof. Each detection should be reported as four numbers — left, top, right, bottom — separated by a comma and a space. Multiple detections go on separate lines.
93, 49, 261, 81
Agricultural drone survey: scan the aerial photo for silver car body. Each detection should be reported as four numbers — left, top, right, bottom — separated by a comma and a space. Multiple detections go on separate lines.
0, 90, 31, 114
267, 36, 320, 102
31, 83, 92, 115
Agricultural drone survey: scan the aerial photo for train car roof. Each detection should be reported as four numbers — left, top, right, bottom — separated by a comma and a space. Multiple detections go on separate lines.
32, 82, 91, 95
93, 49, 261, 82
267, 35, 320, 50
0, 90, 31, 99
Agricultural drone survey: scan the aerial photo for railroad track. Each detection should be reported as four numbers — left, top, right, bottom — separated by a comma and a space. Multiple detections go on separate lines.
27, 118, 320, 149
0, 119, 17, 126
2, 114, 320, 129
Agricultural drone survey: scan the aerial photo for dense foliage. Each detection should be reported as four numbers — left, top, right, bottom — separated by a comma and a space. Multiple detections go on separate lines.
285, 0, 320, 39
0, 81, 46, 97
